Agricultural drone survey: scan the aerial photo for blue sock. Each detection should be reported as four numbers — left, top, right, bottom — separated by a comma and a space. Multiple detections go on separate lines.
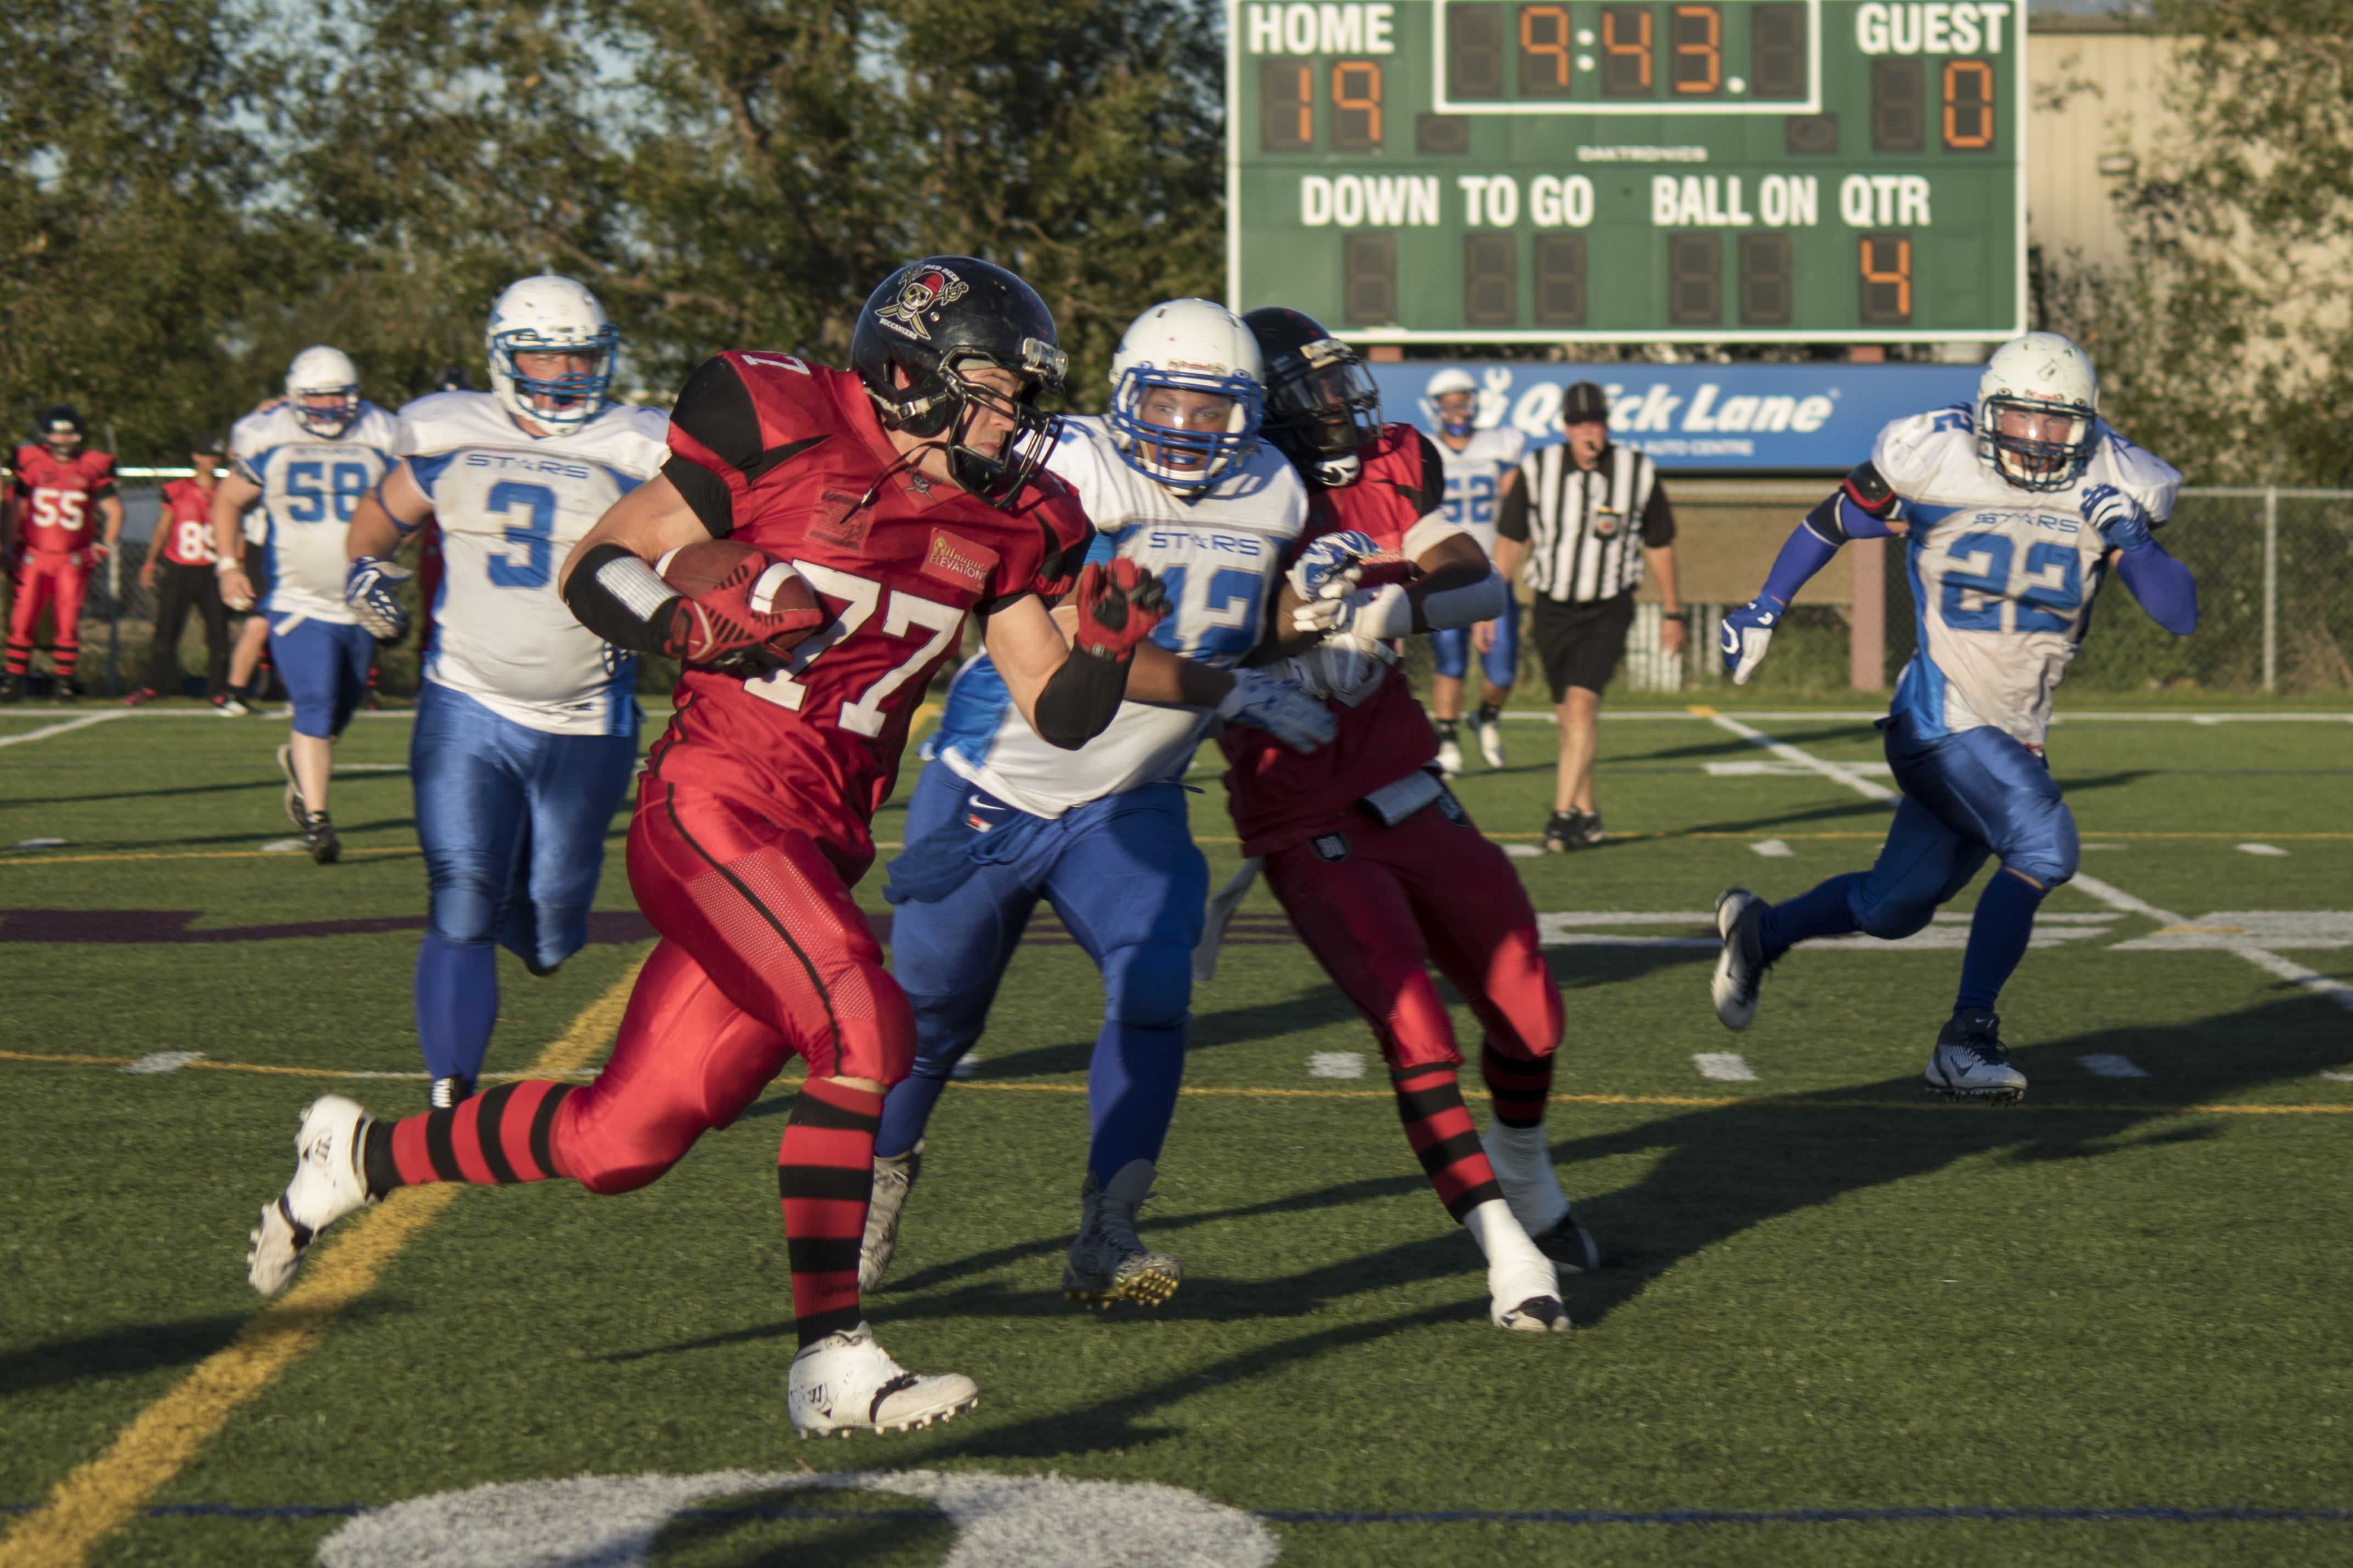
875, 1072, 953, 1160
1758, 873, 1863, 959
414, 934, 497, 1082
1956, 869, 2047, 1015
1086, 1022, 1186, 1184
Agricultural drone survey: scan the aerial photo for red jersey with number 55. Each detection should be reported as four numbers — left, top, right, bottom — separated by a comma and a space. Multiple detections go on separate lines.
647, 353, 1093, 870
9, 446, 118, 556
1220, 424, 1454, 858
157, 478, 219, 565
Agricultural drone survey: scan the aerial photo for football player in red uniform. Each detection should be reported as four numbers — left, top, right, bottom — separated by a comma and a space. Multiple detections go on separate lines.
243, 258, 1167, 1437
126, 436, 234, 707
2, 406, 122, 702
1210, 308, 1596, 1334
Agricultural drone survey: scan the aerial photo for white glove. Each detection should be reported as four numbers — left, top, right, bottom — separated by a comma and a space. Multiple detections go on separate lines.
1285, 530, 1381, 604
1215, 667, 1336, 753
1283, 632, 1396, 706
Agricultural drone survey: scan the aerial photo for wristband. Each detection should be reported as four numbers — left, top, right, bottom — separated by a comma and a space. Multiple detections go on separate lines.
214, 558, 242, 574
1661, 610, 1688, 622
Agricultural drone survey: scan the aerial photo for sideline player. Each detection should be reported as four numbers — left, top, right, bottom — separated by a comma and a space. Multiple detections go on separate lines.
2, 406, 122, 703
1419, 369, 1524, 775
127, 437, 234, 707
1710, 333, 2197, 1100
860, 299, 1330, 1310
1211, 308, 1595, 1334
244, 257, 1164, 1438
342, 277, 668, 1110
214, 347, 399, 862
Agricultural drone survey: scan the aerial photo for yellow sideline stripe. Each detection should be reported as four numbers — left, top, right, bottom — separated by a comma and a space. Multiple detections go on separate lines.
0, 958, 644, 1568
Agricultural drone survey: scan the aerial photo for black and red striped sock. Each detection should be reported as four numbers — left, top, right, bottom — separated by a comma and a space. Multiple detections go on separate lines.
1392, 1065, 1503, 1221
778, 1078, 881, 1348
4, 640, 31, 677
53, 643, 77, 681
374, 1080, 574, 1193
1481, 1042, 1554, 1129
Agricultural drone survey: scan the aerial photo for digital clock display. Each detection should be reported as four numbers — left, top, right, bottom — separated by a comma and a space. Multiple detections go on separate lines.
1225, 1, 2024, 341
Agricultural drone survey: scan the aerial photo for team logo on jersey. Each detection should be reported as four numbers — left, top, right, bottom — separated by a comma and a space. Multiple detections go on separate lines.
875, 268, 969, 342
811, 490, 872, 550
920, 529, 998, 593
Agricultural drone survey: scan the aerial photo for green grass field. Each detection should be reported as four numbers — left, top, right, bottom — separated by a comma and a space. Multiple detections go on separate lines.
3, 698, 2351, 1566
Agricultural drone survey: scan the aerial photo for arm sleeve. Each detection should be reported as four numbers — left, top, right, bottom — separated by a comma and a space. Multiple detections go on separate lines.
560, 542, 684, 654
2115, 538, 2198, 636
1640, 481, 1675, 547
1496, 466, 1532, 543
1030, 644, 1129, 750
1757, 521, 1842, 608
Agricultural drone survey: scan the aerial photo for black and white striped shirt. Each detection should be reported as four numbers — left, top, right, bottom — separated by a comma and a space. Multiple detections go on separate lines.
1496, 443, 1676, 603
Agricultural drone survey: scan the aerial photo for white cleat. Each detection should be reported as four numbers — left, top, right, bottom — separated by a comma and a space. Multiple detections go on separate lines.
1475, 714, 1507, 769
788, 1322, 978, 1437
1925, 1009, 2028, 1103
1464, 1198, 1571, 1333
1711, 887, 1770, 1031
1435, 738, 1464, 778
247, 1094, 376, 1295
1481, 1122, 1600, 1274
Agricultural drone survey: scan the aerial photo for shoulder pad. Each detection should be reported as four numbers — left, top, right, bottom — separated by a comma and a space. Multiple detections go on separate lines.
1841, 461, 1899, 517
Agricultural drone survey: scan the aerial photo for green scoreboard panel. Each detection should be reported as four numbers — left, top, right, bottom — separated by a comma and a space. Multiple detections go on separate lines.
1224, 1, 2025, 342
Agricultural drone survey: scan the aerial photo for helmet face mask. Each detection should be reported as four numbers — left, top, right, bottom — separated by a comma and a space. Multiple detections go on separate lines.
1421, 367, 1480, 436
1976, 331, 2098, 493
1106, 299, 1264, 491
853, 257, 1068, 510
284, 346, 364, 438
34, 404, 85, 454
486, 276, 618, 435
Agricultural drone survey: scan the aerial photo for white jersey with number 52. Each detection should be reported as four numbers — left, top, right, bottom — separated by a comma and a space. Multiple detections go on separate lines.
1432, 424, 1526, 558
397, 391, 670, 737
1878, 404, 2181, 750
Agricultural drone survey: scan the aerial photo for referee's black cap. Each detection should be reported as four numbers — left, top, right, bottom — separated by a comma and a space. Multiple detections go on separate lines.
1560, 380, 1610, 427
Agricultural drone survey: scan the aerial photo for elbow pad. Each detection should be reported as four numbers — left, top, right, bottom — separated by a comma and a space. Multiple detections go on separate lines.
1032, 648, 1129, 751
563, 542, 685, 655
1804, 462, 1902, 543
1412, 569, 1507, 632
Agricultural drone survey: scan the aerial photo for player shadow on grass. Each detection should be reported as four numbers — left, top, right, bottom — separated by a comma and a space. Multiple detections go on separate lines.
1554, 992, 2352, 1333
0, 1299, 391, 1397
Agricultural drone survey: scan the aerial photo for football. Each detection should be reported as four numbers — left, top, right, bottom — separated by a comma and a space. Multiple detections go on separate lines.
658, 537, 822, 647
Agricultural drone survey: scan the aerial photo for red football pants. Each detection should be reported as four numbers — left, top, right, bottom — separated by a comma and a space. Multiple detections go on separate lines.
548, 779, 914, 1194
1264, 802, 1562, 1076
5, 552, 87, 676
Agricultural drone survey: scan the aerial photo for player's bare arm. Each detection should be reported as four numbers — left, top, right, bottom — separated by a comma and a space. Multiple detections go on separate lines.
211, 469, 264, 609
557, 470, 708, 593
344, 463, 433, 561
1642, 541, 1687, 657
1264, 527, 1502, 657
978, 570, 1168, 749
97, 491, 123, 553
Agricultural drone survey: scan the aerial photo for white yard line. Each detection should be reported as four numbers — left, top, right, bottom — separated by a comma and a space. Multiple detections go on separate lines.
1699, 709, 2353, 1016
1495, 710, 2353, 724
0, 711, 125, 749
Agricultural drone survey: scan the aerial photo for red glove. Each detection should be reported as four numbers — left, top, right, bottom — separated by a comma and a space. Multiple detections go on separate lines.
657, 559, 824, 672
77, 542, 109, 569
1069, 559, 1168, 662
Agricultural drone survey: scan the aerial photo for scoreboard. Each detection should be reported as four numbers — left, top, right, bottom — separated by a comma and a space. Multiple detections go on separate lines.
1224, 1, 2026, 342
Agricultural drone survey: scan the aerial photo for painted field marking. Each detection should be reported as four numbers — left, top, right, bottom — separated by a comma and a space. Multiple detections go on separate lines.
2238, 842, 2290, 857
1502, 842, 1542, 858
1693, 1052, 1758, 1082
1707, 759, 1894, 778
121, 1053, 204, 1075
1308, 1052, 1367, 1080
1489, 709, 2353, 724
0, 847, 424, 869
0, 713, 125, 750
1749, 839, 1794, 858
2325, 1072, 2353, 1084
2079, 1054, 2149, 1080
949, 1055, 982, 1080
257, 839, 305, 855
1692, 708, 2353, 1016
0, 958, 645, 1568
10, 839, 66, 850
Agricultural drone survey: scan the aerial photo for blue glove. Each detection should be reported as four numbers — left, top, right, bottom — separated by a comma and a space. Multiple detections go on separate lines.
1215, 667, 1337, 753
1719, 596, 1783, 685
2079, 483, 2153, 554
346, 555, 413, 639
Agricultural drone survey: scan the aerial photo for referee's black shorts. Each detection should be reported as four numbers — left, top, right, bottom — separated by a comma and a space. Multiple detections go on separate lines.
1530, 591, 1636, 701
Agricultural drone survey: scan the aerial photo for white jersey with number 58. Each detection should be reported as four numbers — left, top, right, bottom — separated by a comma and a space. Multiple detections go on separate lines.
231, 402, 400, 625
1878, 404, 2181, 750
397, 391, 670, 737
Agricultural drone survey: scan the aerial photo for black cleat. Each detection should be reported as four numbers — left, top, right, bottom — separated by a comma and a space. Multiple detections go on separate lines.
1543, 809, 1604, 852
303, 811, 341, 865
1529, 1212, 1602, 1274
428, 1074, 474, 1110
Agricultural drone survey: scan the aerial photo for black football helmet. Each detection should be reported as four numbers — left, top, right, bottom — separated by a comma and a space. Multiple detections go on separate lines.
851, 256, 1069, 509
33, 404, 86, 454
1241, 308, 1382, 487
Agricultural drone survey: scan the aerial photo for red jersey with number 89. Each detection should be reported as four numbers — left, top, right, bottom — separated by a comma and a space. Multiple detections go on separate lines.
9, 446, 117, 557
157, 478, 219, 565
647, 353, 1093, 869
1219, 424, 1450, 858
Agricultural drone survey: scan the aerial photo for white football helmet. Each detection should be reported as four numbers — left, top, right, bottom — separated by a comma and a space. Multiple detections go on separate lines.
1977, 331, 2098, 492
1106, 299, 1263, 490
486, 275, 618, 435
1420, 367, 1480, 436
285, 346, 362, 437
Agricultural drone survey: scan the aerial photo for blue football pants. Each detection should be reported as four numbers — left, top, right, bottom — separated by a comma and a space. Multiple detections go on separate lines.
1429, 595, 1519, 689
268, 617, 375, 739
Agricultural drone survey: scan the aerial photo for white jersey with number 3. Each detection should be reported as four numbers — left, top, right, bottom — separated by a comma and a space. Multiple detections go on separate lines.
231, 403, 400, 625
1878, 404, 2181, 750
397, 392, 670, 737
931, 418, 1308, 818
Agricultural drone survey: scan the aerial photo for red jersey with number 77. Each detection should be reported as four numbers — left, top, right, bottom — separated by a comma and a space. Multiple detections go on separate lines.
9, 445, 118, 557
157, 478, 219, 565
647, 352, 1094, 870
1219, 423, 1454, 858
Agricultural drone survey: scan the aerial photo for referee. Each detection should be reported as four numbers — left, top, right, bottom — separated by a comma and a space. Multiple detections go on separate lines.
1494, 381, 1684, 851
